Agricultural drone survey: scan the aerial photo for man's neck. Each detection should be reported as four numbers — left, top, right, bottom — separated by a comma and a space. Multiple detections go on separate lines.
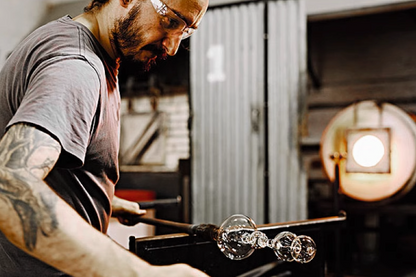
73, 11, 117, 60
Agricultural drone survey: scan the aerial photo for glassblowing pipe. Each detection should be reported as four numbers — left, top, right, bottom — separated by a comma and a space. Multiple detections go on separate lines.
134, 216, 219, 241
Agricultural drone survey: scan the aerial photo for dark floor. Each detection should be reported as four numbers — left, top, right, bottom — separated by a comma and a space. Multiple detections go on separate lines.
321, 226, 416, 277
329, 254, 416, 277
308, 197, 416, 277
343, 265, 416, 277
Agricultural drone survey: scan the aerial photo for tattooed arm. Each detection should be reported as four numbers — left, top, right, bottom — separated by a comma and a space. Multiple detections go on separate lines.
0, 123, 208, 277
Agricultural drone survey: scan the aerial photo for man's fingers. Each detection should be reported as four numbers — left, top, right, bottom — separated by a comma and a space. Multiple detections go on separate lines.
136, 204, 147, 215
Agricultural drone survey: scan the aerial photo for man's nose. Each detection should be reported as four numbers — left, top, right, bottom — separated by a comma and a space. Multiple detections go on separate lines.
162, 34, 182, 56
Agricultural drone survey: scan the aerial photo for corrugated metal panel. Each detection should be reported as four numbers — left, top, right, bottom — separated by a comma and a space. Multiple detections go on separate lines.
267, 0, 308, 222
190, 2, 266, 225
190, 0, 307, 225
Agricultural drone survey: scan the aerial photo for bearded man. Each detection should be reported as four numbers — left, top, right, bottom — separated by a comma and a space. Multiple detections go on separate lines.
0, 0, 209, 276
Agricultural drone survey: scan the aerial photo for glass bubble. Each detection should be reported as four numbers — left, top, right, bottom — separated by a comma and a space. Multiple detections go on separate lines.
271, 231, 297, 262
216, 214, 256, 260
291, 235, 317, 263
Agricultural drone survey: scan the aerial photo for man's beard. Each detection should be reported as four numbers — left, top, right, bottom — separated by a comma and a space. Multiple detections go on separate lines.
111, 3, 167, 71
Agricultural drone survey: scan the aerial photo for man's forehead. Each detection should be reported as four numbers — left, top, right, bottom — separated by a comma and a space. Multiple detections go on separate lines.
165, 0, 208, 27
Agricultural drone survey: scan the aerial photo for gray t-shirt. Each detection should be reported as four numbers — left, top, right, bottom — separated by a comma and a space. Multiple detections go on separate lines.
0, 15, 120, 276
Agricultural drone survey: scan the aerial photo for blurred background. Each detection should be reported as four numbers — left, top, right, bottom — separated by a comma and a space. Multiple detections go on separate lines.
3, 0, 416, 276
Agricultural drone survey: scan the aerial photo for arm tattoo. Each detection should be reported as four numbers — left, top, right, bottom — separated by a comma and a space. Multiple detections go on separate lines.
0, 124, 60, 251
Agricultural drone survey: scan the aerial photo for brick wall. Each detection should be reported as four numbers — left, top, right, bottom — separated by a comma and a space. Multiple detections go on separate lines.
120, 93, 190, 171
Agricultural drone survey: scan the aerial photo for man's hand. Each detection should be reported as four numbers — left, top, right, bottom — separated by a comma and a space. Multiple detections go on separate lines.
111, 197, 210, 276
111, 195, 146, 226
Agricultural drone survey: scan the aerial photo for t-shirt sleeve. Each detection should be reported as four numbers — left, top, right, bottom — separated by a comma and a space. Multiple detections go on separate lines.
7, 56, 101, 168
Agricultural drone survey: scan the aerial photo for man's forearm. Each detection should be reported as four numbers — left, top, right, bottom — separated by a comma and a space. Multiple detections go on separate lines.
0, 171, 151, 277
0, 124, 150, 276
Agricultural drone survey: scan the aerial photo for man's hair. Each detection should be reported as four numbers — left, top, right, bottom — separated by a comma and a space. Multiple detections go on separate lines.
84, 0, 111, 12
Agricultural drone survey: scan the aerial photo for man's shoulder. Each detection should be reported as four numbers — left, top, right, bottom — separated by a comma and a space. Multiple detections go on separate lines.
29, 15, 95, 56
36, 16, 115, 75
14, 16, 110, 76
